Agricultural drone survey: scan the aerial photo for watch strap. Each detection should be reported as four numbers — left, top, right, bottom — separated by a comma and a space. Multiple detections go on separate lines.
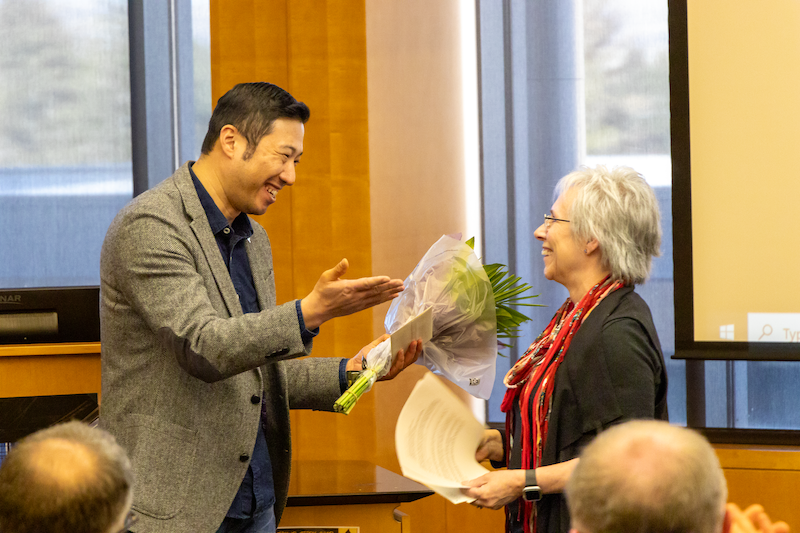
523, 469, 542, 501
525, 468, 538, 487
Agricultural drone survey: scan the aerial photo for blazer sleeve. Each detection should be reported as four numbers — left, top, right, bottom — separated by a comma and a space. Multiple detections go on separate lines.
284, 357, 344, 411
102, 201, 309, 383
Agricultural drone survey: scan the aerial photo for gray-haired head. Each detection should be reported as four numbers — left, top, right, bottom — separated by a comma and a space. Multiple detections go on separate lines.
0, 421, 133, 533
566, 420, 727, 533
556, 165, 661, 285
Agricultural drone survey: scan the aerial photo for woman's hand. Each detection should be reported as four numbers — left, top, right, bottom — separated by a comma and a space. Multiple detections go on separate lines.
461, 470, 525, 510
475, 429, 504, 463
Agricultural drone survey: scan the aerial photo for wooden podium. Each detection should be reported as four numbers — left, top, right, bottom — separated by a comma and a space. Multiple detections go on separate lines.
0, 343, 101, 400
279, 460, 434, 533
0, 343, 101, 443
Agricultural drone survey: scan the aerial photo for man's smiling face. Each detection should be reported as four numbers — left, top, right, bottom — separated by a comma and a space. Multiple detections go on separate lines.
226, 117, 304, 216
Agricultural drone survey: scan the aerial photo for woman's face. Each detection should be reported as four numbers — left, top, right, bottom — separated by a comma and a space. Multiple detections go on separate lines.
533, 188, 586, 288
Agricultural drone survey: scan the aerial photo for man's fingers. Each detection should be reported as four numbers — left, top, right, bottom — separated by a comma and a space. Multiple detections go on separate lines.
353, 291, 402, 313
379, 340, 422, 381
386, 347, 407, 380
335, 258, 349, 277
410, 340, 423, 362
752, 510, 771, 532
389, 350, 404, 378
772, 521, 790, 533
743, 505, 765, 520
320, 259, 350, 283
351, 276, 403, 294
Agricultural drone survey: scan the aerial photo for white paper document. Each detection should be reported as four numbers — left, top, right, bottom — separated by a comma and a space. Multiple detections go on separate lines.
395, 372, 489, 504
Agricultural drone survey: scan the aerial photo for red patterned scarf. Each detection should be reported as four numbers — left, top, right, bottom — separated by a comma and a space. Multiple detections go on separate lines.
500, 275, 623, 533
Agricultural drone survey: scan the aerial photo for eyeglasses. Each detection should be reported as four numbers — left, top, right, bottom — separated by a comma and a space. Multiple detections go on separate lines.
115, 510, 139, 533
543, 214, 570, 228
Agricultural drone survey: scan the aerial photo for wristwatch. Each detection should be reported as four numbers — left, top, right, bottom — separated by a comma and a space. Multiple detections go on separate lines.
346, 370, 361, 388
522, 485, 542, 501
522, 469, 542, 501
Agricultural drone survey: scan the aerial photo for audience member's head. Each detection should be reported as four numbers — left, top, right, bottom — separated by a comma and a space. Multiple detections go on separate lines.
0, 421, 133, 533
566, 420, 727, 533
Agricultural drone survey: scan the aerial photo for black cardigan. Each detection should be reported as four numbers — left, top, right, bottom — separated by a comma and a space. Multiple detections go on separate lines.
505, 285, 668, 533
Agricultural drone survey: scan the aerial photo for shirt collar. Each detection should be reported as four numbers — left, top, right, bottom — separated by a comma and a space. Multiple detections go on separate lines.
190, 164, 253, 238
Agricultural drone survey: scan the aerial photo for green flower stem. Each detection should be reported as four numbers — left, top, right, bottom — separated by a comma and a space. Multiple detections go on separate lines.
333, 369, 378, 415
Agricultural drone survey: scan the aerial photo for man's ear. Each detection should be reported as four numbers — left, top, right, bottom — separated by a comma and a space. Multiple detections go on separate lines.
218, 124, 239, 158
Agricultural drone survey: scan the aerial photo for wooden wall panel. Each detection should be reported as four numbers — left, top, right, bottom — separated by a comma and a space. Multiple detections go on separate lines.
716, 445, 800, 529
210, 0, 294, 305
365, 0, 506, 531
210, 0, 378, 465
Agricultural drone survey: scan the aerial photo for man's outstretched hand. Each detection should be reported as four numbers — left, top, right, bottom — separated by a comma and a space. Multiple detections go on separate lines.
301, 259, 404, 330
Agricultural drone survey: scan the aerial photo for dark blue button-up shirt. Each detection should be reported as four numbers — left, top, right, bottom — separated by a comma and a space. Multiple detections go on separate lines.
191, 169, 273, 518
190, 165, 349, 519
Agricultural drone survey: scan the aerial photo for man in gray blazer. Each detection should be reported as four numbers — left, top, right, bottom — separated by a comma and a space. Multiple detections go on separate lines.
99, 82, 421, 533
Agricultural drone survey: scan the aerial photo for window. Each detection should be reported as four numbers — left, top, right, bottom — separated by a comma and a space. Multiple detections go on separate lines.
477, 0, 680, 424
0, 0, 132, 288
581, 0, 681, 422
0, 0, 211, 290
0, 0, 211, 448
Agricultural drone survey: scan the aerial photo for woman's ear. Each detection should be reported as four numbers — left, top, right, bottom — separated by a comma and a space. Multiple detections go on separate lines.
584, 238, 600, 255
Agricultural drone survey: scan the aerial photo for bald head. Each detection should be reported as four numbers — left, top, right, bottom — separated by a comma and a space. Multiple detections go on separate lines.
0, 421, 132, 533
566, 420, 727, 533
28, 437, 100, 488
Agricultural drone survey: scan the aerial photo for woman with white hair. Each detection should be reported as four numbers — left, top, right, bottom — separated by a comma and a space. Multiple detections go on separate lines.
463, 165, 669, 533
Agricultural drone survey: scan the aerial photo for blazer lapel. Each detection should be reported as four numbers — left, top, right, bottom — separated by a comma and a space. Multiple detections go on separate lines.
173, 163, 243, 318
245, 221, 276, 311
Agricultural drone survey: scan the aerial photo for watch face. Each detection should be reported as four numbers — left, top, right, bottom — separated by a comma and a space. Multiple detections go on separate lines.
523, 486, 542, 501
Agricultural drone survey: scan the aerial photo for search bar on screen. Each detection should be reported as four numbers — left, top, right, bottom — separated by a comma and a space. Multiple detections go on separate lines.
748, 313, 800, 342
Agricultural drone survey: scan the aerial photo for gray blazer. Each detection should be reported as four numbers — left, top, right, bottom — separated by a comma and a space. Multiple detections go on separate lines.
99, 163, 343, 532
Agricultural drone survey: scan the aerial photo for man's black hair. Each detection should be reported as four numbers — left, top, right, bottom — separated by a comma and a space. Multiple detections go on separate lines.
200, 82, 310, 159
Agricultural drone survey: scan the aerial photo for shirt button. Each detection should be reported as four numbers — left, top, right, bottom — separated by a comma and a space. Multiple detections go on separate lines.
251, 395, 260, 404
239, 454, 249, 462
223, 227, 231, 235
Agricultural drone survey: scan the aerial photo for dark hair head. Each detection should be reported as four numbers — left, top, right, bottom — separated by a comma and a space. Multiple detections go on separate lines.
200, 82, 310, 159
0, 421, 133, 533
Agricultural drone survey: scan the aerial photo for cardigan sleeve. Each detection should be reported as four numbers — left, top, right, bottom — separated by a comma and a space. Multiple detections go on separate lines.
601, 316, 664, 420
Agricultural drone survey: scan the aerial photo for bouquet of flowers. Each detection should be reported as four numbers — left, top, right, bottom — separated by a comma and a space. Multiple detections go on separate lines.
334, 234, 537, 414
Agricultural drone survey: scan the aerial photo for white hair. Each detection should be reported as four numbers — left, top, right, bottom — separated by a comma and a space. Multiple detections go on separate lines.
556, 165, 661, 285
566, 420, 727, 533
